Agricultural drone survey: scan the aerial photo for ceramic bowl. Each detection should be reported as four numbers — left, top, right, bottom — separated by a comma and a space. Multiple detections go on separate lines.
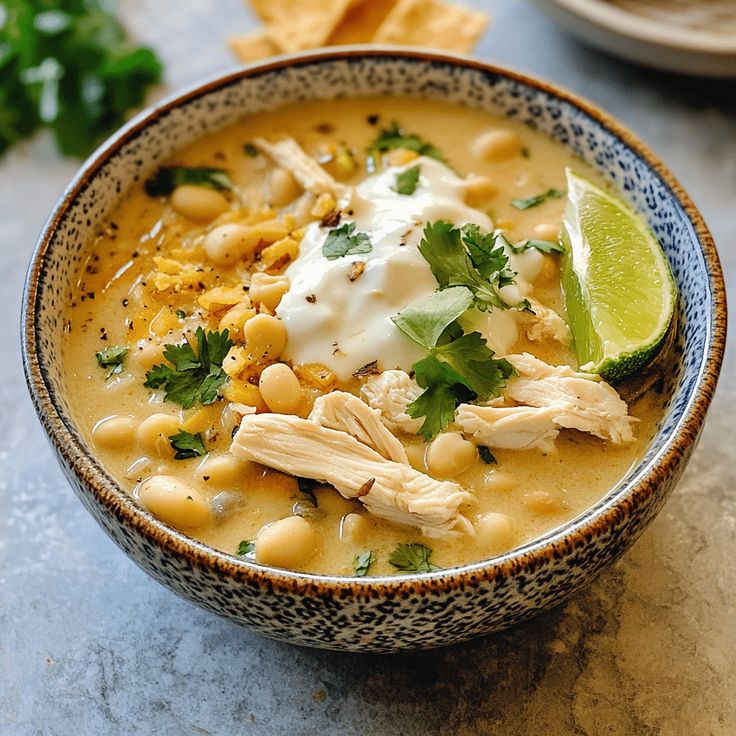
530, 0, 736, 77
22, 49, 726, 652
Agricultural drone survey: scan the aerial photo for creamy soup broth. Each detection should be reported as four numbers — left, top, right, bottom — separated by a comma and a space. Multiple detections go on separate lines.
63, 96, 664, 575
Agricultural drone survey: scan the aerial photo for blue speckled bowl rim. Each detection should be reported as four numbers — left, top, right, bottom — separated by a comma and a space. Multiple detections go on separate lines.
21, 48, 727, 596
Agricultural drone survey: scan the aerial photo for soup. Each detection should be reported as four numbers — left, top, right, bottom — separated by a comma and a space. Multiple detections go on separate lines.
63, 97, 666, 576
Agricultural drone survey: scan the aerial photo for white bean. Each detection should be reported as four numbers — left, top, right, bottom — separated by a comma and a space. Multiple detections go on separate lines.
255, 516, 317, 570
92, 415, 135, 449
198, 453, 249, 487
258, 363, 302, 414
269, 167, 302, 207
475, 512, 515, 554
426, 432, 477, 478
138, 475, 211, 529
137, 413, 180, 457
171, 185, 229, 221
243, 314, 288, 361
340, 513, 369, 544
471, 130, 522, 161
533, 222, 561, 242
249, 272, 290, 311
204, 223, 261, 266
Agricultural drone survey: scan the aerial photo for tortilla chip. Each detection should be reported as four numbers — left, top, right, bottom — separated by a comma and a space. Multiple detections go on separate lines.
229, 30, 283, 63
372, 0, 489, 54
250, 0, 358, 53
328, 0, 399, 46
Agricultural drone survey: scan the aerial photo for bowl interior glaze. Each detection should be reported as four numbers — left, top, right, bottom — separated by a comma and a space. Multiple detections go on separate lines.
22, 50, 725, 630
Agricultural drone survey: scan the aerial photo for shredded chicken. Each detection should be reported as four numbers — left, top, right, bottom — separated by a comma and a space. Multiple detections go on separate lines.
361, 370, 424, 435
231, 414, 474, 538
254, 136, 346, 198
506, 353, 636, 443
309, 391, 409, 464
521, 298, 570, 345
456, 404, 561, 453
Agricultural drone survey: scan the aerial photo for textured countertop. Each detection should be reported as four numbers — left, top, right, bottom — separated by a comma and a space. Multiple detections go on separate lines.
2, 1, 734, 734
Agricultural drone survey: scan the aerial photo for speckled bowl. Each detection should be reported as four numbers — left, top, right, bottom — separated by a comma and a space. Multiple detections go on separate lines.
22, 49, 726, 652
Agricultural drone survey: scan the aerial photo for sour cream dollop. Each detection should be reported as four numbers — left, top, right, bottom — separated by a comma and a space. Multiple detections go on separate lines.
276, 157, 537, 380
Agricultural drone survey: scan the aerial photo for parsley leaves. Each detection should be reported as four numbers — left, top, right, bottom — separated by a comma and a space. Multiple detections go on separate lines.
143, 328, 233, 409
237, 540, 256, 556
510, 188, 565, 210
407, 333, 514, 440
389, 543, 441, 573
144, 167, 232, 197
392, 287, 473, 350
95, 345, 128, 378
367, 121, 442, 170
478, 445, 497, 464
509, 238, 564, 254
354, 550, 375, 577
322, 223, 373, 260
418, 221, 518, 312
394, 164, 421, 195
0, 1, 162, 158
168, 430, 206, 460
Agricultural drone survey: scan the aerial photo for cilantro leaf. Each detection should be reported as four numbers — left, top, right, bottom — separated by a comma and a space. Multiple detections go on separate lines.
144, 327, 233, 409
461, 224, 514, 284
243, 142, 259, 157
144, 166, 232, 197
0, 1, 162, 158
322, 223, 372, 260
510, 238, 564, 254
393, 164, 421, 195
478, 446, 497, 464
392, 287, 473, 349
418, 221, 514, 311
168, 430, 206, 460
389, 543, 441, 573
237, 540, 256, 556
406, 382, 466, 441
367, 121, 443, 169
354, 550, 375, 577
510, 188, 565, 210
95, 345, 128, 378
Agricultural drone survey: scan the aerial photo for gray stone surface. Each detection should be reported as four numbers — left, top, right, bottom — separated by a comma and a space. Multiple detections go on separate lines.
1, 1, 734, 733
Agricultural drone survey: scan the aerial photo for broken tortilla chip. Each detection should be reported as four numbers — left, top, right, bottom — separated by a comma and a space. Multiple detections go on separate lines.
327, 0, 399, 46
250, 0, 358, 53
229, 30, 283, 63
372, 0, 489, 54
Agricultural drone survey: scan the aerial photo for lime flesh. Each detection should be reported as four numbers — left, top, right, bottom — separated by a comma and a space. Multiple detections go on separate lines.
561, 169, 676, 381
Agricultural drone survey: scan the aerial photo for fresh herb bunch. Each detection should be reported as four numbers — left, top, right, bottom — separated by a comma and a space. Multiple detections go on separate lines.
0, 0, 162, 157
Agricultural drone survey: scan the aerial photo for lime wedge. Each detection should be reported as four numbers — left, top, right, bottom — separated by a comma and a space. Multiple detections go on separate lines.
561, 169, 676, 381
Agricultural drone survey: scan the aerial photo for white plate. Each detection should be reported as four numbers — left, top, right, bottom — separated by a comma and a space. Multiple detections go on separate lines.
530, 0, 736, 77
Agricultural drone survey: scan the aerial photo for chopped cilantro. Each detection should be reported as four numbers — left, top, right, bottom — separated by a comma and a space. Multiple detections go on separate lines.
510, 238, 564, 254
237, 540, 256, 556
144, 167, 232, 197
322, 223, 372, 260
0, 1, 162, 158
478, 445, 497, 464
393, 164, 421, 195
143, 327, 233, 409
407, 332, 514, 440
510, 188, 565, 210
354, 550, 375, 577
521, 146, 531, 158
243, 142, 259, 157
418, 221, 517, 311
168, 430, 206, 460
389, 543, 441, 573
367, 121, 442, 170
392, 287, 473, 350
95, 345, 128, 378
175, 309, 186, 319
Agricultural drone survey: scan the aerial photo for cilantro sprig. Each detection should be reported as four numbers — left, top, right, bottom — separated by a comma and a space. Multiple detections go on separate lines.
144, 167, 232, 197
393, 164, 421, 195
418, 221, 518, 312
144, 327, 234, 409
509, 238, 564, 254
322, 223, 373, 260
510, 188, 565, 210
0, 1, 162, 157
237, 540, 256, 556
389, 543, 441, 573
95, 345, 128, 378
367, 121, 442, 170
168, 430, 206, 460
